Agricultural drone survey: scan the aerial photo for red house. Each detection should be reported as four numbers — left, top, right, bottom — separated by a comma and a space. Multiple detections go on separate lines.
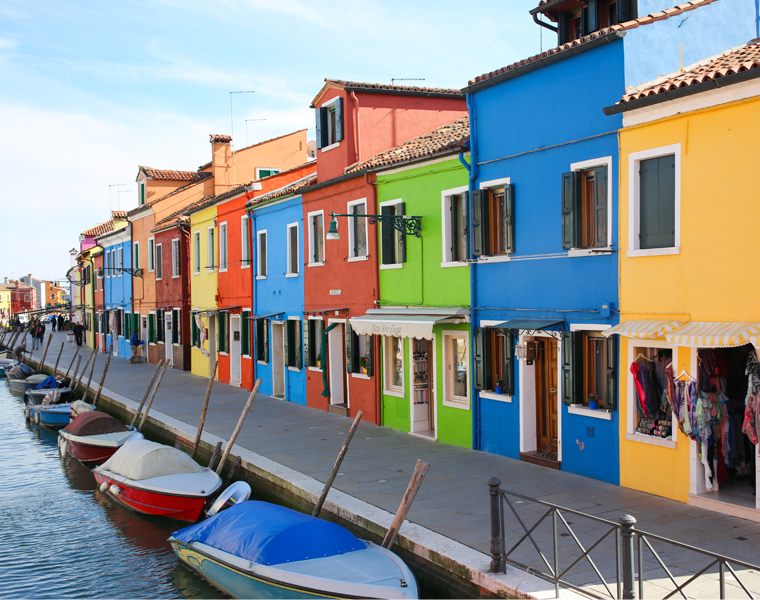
302, 80, 467, 424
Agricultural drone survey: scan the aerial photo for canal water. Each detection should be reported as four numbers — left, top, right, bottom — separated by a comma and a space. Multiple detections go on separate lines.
0, 384, 220, 599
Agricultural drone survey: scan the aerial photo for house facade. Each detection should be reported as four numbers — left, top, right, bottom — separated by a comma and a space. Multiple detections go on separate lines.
97, 223, 132, 357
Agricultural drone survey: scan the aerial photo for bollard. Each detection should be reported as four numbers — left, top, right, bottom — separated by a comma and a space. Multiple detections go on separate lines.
488, 477, 503, 574
619, 514, 636, 600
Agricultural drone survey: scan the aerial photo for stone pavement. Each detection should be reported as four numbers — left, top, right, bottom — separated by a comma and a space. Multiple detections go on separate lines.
31, 331, 760, 598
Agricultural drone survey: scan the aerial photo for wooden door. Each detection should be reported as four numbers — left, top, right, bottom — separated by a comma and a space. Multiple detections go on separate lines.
535, 339, 559, 454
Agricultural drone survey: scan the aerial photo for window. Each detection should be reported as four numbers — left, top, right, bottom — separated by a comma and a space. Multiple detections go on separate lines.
105, 251, 110, 279
191, 311, 200, 348
557, 0, 636, 44
155, 243, 163, 280
473, 184, 514, 257
308, 211, 324, 265
285, 319, 302, 369
345, 322, 373, 376
347, 199, 367, 259
219, 222, 228, 271
156, 309, 165, 343
241, 310, 251, 356
380, 201, 406, 265
116, 309, 123, 336
241, 215, 251, 268
629, 145, 680, 256
172, 239, 181, 278
193, 231, 200, 274
562, 330, 616, 410
257, 230, 267, 278
124, 312, 131, 338
255, 318, 269, 363
385, 336, 404, 393
148, 238, 155, 272
139, 182, 146, 206
117, 248, 123, 275
473, 327, 515, 396
171, 309, 180, 344
217, 312, 229, 353
256, 168, 281, 179
286, 223, 299, 275
562, 159, 611, 251
442, 187, 470, 264
304, 318, 324, 368
315, 97, 344, 150
133, 242, 139, 271
207, 227, 215, 270
445, 333, 470, 407
50, 293, 55, 300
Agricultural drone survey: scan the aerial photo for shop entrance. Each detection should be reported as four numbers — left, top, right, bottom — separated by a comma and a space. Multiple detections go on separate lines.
271, 322, 285, 397
229, 315, 241, 386
535, 338, 559, 457
411, 338, 435, 438
328, 323, 347, 407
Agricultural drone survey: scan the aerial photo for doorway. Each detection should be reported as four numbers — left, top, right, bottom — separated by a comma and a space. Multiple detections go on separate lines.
165, 314, 173, 368
535, 338, 559, 458
411, 338, 435, 437
328, 323, 346, 407
141, 316, 148, 360
271, 322, 285, 397
208, 315, 216, 376
229, 315, 241, 386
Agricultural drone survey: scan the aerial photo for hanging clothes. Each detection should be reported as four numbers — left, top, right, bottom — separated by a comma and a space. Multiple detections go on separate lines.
630, 362, 650, 418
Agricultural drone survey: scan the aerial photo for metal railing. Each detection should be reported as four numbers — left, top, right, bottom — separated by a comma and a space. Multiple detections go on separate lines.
488, 478, 759, 599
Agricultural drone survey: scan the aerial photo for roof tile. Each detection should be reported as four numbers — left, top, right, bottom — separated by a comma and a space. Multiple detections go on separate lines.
138, 166, 209, 182
210, 134, 232, 144
247, 174, 317, 207
325, 79, 463, 96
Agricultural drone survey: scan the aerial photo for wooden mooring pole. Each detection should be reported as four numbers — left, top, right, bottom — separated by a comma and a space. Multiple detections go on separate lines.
75, 349, 96, 393
82, 349, 98, 401
52, 342, 64, 376
381, 459, 430, 550
38, 334, 53, 370
70, 355, 82, 390
191, 361, 218, 460
138, 360, 169, 432
92, 345, 113, 407
215, 379, 261, 476
64, 346, 81, 381
130, 360, 164, 427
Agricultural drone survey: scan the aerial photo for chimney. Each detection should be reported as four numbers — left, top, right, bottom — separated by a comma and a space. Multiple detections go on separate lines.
210, 134, 232, 195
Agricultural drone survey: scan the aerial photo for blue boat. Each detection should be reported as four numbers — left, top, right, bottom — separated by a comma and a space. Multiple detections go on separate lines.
170, 501, 418, 599
28, 401, 95, 428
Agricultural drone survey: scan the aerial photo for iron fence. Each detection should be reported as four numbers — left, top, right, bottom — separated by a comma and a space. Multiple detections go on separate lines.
488, 477, 759, 599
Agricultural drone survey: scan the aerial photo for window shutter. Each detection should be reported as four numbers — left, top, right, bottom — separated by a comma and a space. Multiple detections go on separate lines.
561, 172, 579, 250
149, 314, 155, 343
561, 331, 576, 405
284, 321, 291, 368
503, 332, 515, 396
132, 313, 139, 337
264, 319, 270, 363
605, 337, 617, 410
296, 320, 302, 369
473, 327, 485, 391
472, 190, 484, 257
462, 190, 470, 260
504, 184, 515, 255
224, 313, 230, 353
396, 202, 406, 264
593, 166, 608, 248
191, 312, 198, 347
585, 0, 598, 33
172, 310, 177, 344
381, 205, 394, 264
217, 314, 222, 351
241, 311, 249, 356
557, 12, 569, 44
315, 107, 324, 149
345, 321, 354, 373
640, 155, 675, 250
617, 0, 631, 22
335, 97, 344, 142
366, 335, 374, 377
303, 320, 311, 367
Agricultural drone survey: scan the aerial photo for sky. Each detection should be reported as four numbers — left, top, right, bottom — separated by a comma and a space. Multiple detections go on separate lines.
0, 0, 555, 285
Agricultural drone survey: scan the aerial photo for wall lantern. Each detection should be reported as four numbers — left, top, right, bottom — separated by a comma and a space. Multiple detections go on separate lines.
326, 210, 423, 241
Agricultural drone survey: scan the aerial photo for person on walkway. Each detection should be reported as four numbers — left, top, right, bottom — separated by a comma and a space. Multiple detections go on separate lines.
129, 331, 142, 363
31, 321, 40, 350
73, 323, 83, 347
14, 339, 26, 361
51, 315, 56, 332
36, 321, 45, 348
58, 315, 64, 331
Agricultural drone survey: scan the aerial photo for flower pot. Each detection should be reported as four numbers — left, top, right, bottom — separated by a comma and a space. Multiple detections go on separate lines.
495, 386, 503, 395
589, 400, 598, 410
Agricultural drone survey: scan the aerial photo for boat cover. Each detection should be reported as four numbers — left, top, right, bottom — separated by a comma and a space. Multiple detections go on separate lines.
101, 438, 205, 480
9, 364, 33, 378
172, 501, 365, 566
64, 411, 129, 436
35, 376, 57, 390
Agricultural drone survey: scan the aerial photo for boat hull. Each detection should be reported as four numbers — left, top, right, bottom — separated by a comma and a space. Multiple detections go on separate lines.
9, 379, 36, 393
59, 436, 120, 465
29, 404, 73, 427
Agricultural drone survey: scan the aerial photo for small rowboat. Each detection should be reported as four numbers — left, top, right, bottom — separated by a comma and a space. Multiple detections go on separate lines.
93, 438, 222, 522
6, 364, 36, 381
169, 501, 418, 599
0, 358, 17, 378
10, 374, 50, 394
25, 387, 75, 406
28, 398, 95, 428
58, 411, 139, 466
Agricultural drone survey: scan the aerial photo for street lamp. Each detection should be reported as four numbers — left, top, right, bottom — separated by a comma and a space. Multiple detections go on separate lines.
325, 210, 423, 241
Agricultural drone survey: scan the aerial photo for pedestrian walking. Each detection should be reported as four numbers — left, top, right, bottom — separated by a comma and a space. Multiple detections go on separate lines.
58, 315, 64, 331
51, 315, 57, 331
14, 339, 26, 361
73, 323, 83, 347
37, 322, 45, 347
31, 321, 40, 350
129, 330, 142, 363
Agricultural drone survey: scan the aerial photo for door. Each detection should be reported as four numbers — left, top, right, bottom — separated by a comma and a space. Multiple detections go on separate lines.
271, 322, 285, 397
141, 316, 148, 359
165, 315, 173, 368
328, 323, 346, 406
208, 316, 216, 376
229, 315, 241, 385
411, 338, 435, 435
535, 339, 559, 455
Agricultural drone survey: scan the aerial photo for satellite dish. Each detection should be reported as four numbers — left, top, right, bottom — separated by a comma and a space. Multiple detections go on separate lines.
307, 140, 317, 158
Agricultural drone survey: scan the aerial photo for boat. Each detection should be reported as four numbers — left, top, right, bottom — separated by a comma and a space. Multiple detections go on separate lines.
169, 501, 419, 600
25, 387, 75, 406
58, 410, 140, 466
28, 398, 95, 428
9, 373, 49, 394
6, 363, 35, 381
93, 438, 222, 521
0, 358, 17, 378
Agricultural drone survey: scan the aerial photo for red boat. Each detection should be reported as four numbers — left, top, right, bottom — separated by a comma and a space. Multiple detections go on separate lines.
58, 411, 138, 466
92, 438, 222, 522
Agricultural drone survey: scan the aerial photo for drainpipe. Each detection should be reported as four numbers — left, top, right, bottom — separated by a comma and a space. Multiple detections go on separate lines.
532, 12, 558, 33
351, 92, 361, 164
366, 171, 382, 426
247, 205, 257, 383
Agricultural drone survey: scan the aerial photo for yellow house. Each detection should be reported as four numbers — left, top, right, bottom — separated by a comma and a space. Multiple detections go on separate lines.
0, 282, 12, 322
604, 42, 760, 520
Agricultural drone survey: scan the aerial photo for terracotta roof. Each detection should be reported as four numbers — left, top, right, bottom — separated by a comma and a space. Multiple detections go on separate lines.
247, 174, 317, 207
327, 79, 463, 96
210, 134, 232, 144
112, 210, 128, 220
81, 219, 115, 238
467, 0, 721, 89
198, 161, 212, 170
347, 116, 469, 174
152, 213, 190, 232
138, 166, 209, 182
615, 40, 760, 104
127, 174, 212, 216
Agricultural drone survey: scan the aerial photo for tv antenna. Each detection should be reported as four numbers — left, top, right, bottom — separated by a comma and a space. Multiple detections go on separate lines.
109, 184, 129, 211
245, 118, 266, 147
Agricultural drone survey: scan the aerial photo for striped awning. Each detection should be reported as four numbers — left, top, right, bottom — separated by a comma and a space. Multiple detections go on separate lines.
665, 322, 760, 348
602, 320, 683, 340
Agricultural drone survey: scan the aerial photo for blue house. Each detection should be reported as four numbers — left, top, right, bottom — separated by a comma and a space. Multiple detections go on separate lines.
97, 225, 133, 359
246, 174, 315, 404
463, 0, 756, 484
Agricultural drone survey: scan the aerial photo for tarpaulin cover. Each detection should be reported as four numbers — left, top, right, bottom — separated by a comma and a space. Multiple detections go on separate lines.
64, 410, 129, 437
172, 501, 365, 566
35, 376, 57, 390
10, 364, 33, 378
99, 438, 204, 481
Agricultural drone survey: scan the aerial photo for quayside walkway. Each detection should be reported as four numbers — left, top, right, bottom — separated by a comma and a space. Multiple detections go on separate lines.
30, 330, 760, 599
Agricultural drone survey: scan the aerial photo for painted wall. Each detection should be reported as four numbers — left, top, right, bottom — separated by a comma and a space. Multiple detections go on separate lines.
101, 229, 133, 359
189, 204, 218, 379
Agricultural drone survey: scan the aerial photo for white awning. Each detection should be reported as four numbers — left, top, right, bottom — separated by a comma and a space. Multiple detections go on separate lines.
350, 312, 465, 340
603, 320, 683, 340
665, 322, 760, 348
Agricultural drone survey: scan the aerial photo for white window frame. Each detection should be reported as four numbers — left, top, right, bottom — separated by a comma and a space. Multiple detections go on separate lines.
219, 221, 228, 272
378, 198, 404, 269
442, 330, 471, 410
319, 97, 341, 153
117, 247, 123, 276
307, 210, 325, 267
441, 184, 470, 267
307, 316, 323, 372
346, 198, 369, 261
627, 143, 681, 258
104, 251, 110, 279
148, 237, 155, 272
286, 222, 299, 277
383, 336, 405, 398
566, 156, 613, 257
255, 167, 281, 179
133, 241, 139, 272
155, 242, 163, 281
172, 238, 180, 278
207, 226, 215, 272
193, 231, 200, 275
256, 229, 267, 280
567, 323, 614, 421
241, 215, 251, 269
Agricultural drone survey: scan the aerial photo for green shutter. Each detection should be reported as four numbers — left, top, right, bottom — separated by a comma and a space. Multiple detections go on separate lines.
396, 202, 406, 264
561, 172, 579, 250
284, 321, 290, 367
381, 205, 394, 265
366, 335, 374, 377
140, 183, 145, 206
345, 321, 354, 373
191, 312, 198, 347
557, 11, 569, 44
593, 166, 608, 248
295, 320, 302, 369
503, 331, 515, 396
640, 155, 675, 250
473, 327, 485, 391
617, 0, 631, 22
504, 184, 515, 255
561, 331, 576, 405
315, 107, 324, 149
605, 337, 617, 410
148, 314, 155, 343
335, 97, 344, 142
585, 0, 598, 33
132, 313, 139, 337
472, 190, 483, 257
241, 311, 250, 356
224, 313, 229, 353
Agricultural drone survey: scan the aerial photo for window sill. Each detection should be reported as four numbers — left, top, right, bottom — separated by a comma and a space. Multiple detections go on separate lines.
384, 388, 405, 398
155, 278, 163, 282
625, 431, 677, 449
219, 352, 228, 356
285, 273, 299, 278
256, 275, 267, 280
287, 366, 301, 373
320, 141, 340, 153
442, 398, 470, 410
351, 372, 370, 380
567, 247, 613, 257
380, 263, 403, 270
257, 360, 269, 365
193, 271, 200, 276
241, 264, 251, 269
627, 247, 680, 258
347, 255, 369, 262
172, 275, 180, 279
206, 269, 216, 274
308, 262, 325, 268
476, 254, 511, 264
568, 405, 612, 420
219, 268, 228, 273
307, 366, 323, 372
479, 390, 512, 403
441, 261, 468, 268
